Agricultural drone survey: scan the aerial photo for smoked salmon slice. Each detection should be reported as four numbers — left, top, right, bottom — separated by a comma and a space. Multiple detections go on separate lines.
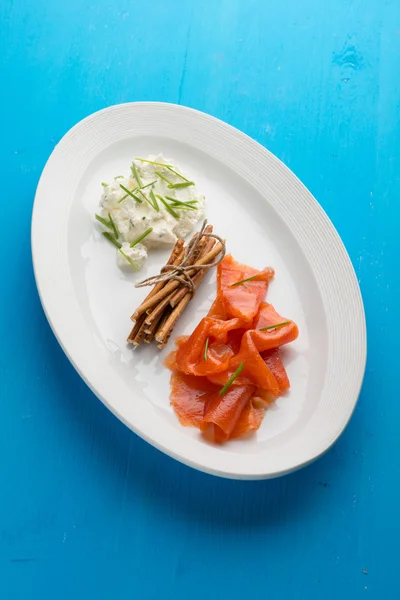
252, 302, 299, 352
200, 384, 256, 442
170, 371, 218, 427
217, 255, 275, 321
262, 348, 290, 392
166, 253, 298, 443
175, 318, 235, 376
230, 400, 265, 440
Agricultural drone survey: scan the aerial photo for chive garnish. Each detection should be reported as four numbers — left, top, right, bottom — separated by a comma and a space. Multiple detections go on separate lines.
130, 162, 143, 187
108, 212, 119, 239
169, 205, 194, 211
118, 184, 156, 204
130, 227, 153, 247
230, 275, 258, 287
165, 196, 198, 208
120, 184, 142, 203
136, 158, 193, 186
165, 166, 190, 182
119, 249, 139, 270
219, 363, 245, 396
114, 175, 124, 179
136, 158, 191, 182
155, 171, 174, 185
157, 195, 179, 219
135, 188, 154, 207
203, 337, 209, 362
141, 179, 157, 189
167, 181, 195, 189
102, 231, 122, 249
259, 321, 290, 332
101, 182, 109, 187
95, 214, 112, 229
172, 199, 198, 205
149, 189, 159, 211
168, 204, 196, 212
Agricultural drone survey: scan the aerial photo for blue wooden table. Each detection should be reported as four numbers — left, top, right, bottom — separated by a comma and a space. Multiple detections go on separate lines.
1, 1, 399, 598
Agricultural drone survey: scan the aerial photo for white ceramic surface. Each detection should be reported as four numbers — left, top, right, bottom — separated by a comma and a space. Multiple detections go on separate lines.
31, 102, 366, 479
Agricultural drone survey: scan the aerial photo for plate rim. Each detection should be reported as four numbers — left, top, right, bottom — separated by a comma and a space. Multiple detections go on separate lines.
31, 101, 367, 479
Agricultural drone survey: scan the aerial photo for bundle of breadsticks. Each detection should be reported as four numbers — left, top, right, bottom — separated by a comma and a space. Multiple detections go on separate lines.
127, 220, 225, 349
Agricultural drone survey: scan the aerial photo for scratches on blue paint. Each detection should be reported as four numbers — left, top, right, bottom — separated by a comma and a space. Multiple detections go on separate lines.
10, 558, 37, 563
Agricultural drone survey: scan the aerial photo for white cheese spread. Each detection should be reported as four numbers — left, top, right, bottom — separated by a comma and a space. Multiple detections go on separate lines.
95, 154, 205, 269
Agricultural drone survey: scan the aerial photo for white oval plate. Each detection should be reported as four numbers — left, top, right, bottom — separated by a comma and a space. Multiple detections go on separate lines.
32, 102, 366, 479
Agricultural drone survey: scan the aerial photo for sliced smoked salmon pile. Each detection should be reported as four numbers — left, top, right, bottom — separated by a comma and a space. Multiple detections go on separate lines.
165, 254, 299, 443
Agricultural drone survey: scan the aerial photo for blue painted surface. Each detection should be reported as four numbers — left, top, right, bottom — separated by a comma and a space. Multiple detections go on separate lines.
0, 0, 399, 597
